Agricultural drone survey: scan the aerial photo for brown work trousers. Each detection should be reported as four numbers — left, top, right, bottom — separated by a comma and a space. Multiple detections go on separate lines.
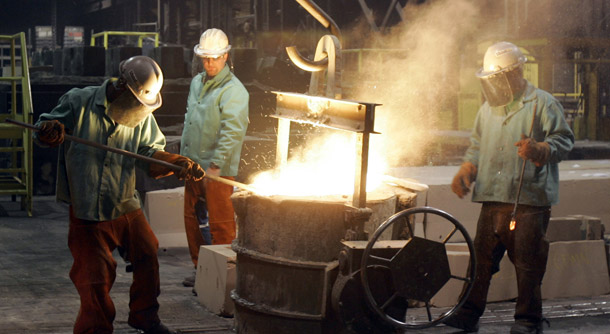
458, 202, 550, 326
68, 207, 160, 334
184, 177, 236, 266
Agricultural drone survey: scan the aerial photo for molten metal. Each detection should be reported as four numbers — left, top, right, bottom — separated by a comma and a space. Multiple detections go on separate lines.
250, 132, 386, 197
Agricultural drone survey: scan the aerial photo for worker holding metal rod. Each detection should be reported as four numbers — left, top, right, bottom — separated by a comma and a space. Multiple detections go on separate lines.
33, 56, 203, 334
446, 42, 574, 334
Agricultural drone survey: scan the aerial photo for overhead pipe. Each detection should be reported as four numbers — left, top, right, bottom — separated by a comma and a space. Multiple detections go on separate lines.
285, 46, 327, 72
6, 119, 258, 193
286, 0, 341, 86
294, 0, 342, 41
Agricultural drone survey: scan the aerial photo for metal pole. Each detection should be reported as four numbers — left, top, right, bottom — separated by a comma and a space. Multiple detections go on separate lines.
510, 102, 538, 230
5, 119, 258, 193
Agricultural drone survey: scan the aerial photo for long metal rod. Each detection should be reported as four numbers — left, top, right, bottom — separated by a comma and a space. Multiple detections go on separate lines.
510, 102, 538, 229
5, 119, 258, 193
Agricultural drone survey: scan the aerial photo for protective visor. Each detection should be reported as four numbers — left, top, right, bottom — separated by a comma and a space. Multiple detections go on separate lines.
108, 91, 156, 128
476, 70, 514, 107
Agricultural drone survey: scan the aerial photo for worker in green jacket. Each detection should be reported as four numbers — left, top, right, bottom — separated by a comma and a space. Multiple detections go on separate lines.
445, 41, 574, 334
35, 56, 204, 334
180, 28, 249, 287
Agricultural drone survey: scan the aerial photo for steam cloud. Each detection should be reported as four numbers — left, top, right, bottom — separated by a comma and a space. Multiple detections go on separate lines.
345, 0, 483, 167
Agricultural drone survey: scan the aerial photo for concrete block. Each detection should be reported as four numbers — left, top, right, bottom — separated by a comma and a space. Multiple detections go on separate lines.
569, 215, 604, 240
542, 240, 610, 299
420, 183, 481, 244
143, 186, 186, 248
435, 240, 610, 305
432, 243, 517, 307
556, 161, 610, 233
390, 160, 610, 241
547, 217, 583, 242
387, 165, 481, 242
431, 250, 469, 307
195, 245, 236, 316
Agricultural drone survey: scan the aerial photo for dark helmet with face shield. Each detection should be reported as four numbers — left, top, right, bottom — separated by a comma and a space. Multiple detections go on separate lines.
109, 56, 163, 127
476, 41, 527, 107
118, 56, 163, 108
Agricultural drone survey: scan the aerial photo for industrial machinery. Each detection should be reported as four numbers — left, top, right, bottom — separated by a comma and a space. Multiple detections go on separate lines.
229, 2, 476, 333
230, 4, 476, 333
230, 89, 477, 334
332, 207, 476, 333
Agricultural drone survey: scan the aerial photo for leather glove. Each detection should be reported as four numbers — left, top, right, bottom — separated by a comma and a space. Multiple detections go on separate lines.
37, 120, 65, 147
451, 162, 477, 199
150, 151, 205, 181
514, 134, 550, 167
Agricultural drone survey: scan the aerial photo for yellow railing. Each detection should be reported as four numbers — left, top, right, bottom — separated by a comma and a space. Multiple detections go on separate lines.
0, 32, 34, 216
90, 31, 159, 49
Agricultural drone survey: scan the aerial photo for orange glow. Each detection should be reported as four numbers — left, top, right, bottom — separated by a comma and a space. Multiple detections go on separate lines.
250, 132, 387, 197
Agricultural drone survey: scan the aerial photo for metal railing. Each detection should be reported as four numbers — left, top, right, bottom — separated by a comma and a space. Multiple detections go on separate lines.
90, 31, 159, 49
0, 32, 34, 216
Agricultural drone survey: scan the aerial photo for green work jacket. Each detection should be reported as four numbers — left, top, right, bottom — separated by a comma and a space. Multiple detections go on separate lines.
35, 80, 166, 221
181, 65, 249, 176
463, 81, 574, 206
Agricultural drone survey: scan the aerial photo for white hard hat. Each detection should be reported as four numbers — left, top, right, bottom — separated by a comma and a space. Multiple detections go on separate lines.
119, 56, 163, 108
476, 41, 527, 78
194, 28, 231, 58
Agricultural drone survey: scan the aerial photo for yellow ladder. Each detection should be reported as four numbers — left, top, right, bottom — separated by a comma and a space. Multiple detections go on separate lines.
0, 32, 33, 216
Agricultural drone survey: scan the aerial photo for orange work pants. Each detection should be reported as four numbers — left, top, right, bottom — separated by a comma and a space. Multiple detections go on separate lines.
68, 207, 160, 334
184, 177, 236, 266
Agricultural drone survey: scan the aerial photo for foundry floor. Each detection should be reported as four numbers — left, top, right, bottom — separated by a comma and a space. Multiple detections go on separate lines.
1, 195, 609, 334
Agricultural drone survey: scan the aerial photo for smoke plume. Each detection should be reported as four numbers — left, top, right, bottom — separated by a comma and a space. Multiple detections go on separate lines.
346, 0, 482, 167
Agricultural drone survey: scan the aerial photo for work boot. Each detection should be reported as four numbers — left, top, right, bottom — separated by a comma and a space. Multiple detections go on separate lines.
510, 319, 546, 334
182, 272, 196, 287
140, 321, 176, 334
442, 315, 479, 332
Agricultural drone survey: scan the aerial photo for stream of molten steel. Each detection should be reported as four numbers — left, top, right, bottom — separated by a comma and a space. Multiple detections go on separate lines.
250, 132, 387, 197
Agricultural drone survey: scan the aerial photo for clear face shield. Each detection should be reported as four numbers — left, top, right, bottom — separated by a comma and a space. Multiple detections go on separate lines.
107, 90, 156, 128
476, 66, 524, 107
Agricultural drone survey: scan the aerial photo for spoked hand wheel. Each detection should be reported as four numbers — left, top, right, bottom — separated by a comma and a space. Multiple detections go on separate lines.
360, 206, 476, 330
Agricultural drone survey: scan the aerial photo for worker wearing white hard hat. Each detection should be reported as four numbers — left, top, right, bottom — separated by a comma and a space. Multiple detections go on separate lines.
476, 41, 528, 107
193, 28, 231, 58
446, 41, 574, 334
181, 28, 250, 288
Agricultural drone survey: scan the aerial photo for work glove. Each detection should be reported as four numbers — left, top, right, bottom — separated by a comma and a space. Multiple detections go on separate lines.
514, 134, 551, 167
451, 162, 477, 199
37, 120, 65, 147
149, 151, 205, 181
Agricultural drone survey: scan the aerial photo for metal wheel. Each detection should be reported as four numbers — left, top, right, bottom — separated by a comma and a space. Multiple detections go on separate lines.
360, 206, 476, 330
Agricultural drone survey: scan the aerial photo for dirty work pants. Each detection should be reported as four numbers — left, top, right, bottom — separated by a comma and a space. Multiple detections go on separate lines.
68, 207, 160, 334
184, 177, 236, 266
459, 202, 550, 325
